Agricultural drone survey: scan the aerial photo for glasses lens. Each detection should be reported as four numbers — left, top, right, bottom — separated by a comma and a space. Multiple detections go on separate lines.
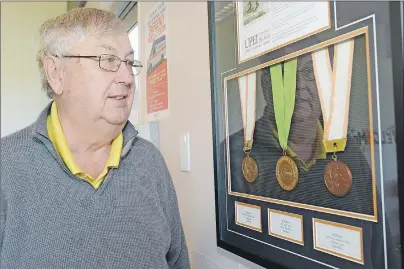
100, 55, 120, 71
132, 60, 141, 76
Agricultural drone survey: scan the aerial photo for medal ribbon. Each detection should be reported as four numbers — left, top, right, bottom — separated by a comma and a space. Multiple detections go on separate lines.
270, 59, 298, 151
238, 71, 257, 152
312, 39, 355, 153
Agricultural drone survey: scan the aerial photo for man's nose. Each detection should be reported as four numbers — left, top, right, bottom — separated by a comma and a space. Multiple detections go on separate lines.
114, 62, 134, 85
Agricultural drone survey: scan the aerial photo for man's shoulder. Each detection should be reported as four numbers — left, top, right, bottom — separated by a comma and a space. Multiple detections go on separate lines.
1, 124, 35, 152
129, 136, 160, 156
1, 125, 37, 185
127, 136, 176, 201
128, 136, 165, 164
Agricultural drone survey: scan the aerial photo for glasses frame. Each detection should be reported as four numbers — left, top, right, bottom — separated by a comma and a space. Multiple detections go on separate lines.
59, 54, 143, 75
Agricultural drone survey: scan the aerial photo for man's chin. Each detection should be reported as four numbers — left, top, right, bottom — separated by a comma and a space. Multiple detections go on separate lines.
103, 105, 131, 124
104, 114, 129, 126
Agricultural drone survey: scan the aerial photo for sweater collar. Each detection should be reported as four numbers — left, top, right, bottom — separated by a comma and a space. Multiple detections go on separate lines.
32, 101, 138, 149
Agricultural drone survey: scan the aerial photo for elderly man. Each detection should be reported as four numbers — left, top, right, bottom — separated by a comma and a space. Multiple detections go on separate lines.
0, 8, 189, 269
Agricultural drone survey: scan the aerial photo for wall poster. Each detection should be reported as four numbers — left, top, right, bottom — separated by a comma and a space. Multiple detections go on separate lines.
145, 2, 169, 122
209, 1, 403, 269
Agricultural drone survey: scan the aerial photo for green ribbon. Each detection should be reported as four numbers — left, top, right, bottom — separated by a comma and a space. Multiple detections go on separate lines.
269, 58, 297, 151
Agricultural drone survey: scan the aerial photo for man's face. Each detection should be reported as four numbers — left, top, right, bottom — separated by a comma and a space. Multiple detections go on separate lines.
61, 29, 135, 126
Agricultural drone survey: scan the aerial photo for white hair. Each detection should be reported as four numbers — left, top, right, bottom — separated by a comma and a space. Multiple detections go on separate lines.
36, 8, 125, 98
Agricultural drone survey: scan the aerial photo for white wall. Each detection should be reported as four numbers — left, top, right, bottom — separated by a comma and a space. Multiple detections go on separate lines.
1, 2, 67, 137
138, 2, 264, 269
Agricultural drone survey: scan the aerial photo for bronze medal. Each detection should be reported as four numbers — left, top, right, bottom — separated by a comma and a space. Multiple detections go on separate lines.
276, 156, 299, 191
242, 155, 258, 183
324, 160, 352, 197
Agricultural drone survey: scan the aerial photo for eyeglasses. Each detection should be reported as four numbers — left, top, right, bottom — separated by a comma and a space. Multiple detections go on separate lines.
59, 54, 143, 76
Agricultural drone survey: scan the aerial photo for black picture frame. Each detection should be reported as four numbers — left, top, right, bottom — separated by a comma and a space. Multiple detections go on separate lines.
390, 2, 404, 268
208, 2, 404, 269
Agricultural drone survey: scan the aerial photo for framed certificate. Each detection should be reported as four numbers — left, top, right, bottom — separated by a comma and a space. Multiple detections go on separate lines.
208, 1, 403, 268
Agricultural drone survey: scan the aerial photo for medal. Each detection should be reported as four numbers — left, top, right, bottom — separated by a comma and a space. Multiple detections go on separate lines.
276, 155, 299, 191
242, 154, 258, 183
270, 58, 299, 191
324, 159, 352, 197
312, 38, 355, 197
238, 72, 258, 183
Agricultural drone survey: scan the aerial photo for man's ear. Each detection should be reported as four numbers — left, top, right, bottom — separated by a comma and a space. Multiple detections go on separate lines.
43, 56, 64, 96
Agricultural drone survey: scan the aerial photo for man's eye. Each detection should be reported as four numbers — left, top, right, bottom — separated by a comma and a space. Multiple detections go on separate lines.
126, 60, 135, 66
101, 57, 115, 63
106, 57, 115, 63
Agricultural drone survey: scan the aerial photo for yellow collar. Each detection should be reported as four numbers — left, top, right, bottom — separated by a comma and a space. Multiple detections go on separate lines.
272, 121, 326, 171
46, 101, 123, 180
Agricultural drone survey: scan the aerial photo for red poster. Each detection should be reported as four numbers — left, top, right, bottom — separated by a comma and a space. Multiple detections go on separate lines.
145, 2, 169, 121
146, 56, 168, 114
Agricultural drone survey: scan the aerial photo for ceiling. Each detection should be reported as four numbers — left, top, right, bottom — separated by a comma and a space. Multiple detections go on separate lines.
66, 1, 86, 11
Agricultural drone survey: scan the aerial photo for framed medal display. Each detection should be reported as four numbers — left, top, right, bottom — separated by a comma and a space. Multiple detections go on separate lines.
208, 1, 403, 269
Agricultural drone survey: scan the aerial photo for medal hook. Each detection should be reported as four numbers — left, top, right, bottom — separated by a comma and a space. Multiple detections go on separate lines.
282, 148, 287, 156
243, 148, 251, 156
243, 140, 253, 156
332, 142, 338, 161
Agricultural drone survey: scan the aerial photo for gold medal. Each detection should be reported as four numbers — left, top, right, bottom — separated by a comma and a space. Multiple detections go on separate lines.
276, 155, 298, 191
242, 155, 258, 183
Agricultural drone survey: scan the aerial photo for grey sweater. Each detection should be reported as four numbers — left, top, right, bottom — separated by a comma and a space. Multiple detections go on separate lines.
0, 103, 190, 269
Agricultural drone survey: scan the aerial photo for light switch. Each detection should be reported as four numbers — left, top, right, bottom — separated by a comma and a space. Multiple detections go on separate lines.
180, 132, 191, 172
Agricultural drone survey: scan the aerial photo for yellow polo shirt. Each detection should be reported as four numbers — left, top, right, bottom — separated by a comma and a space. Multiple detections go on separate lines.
46, 102, 123, 189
